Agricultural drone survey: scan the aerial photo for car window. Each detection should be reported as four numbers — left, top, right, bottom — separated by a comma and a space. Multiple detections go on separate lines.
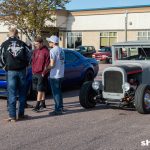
106, 48, 111, 52
99, 47, 106, 52
65, 52, 79, 63
99, 47, 111, 52
88, 46, 93, 51
92, 46, 95, 50
115, 47, 150, 60
78, 46, 84, 50
83, 47, 88, 51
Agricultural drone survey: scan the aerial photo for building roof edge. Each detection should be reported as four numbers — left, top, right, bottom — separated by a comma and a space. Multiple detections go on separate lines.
67, 4, 150, 12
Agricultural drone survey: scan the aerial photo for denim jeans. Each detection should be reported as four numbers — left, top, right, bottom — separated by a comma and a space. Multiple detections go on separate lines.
7, 69, 27, 119
50, 78, 63, 112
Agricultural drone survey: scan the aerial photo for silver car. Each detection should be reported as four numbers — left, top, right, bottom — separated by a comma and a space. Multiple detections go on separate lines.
79, 40, 150, 114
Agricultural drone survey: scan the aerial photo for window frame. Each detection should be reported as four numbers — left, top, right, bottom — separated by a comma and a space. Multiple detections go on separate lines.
100, 32, 117, 48
67, 32, 82, 49
137, 31, 150, 40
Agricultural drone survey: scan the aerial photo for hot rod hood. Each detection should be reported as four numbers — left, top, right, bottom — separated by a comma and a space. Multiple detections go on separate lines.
114, 64, 143, 75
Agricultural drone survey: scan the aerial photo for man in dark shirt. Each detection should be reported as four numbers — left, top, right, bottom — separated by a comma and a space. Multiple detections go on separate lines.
0, 27, 31, 122
32, 36, 50, 112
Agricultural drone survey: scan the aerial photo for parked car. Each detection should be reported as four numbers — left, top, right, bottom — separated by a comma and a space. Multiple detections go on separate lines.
0, 49, 99, 98
75, 46, 96, 57
79, 40, 150, 114
92, 46, 112, 63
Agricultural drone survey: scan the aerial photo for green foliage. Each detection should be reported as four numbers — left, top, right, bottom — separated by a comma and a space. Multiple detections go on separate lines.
0, 0, 70, 41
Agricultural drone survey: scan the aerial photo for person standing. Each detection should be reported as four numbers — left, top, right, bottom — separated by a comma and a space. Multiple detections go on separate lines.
46, 35, 65, 115
0, 27, 31, 122
32, 36, 50, 112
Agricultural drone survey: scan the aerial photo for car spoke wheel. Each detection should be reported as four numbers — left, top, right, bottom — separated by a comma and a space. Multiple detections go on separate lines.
79, 81, 97, 108
135, 84, 150, 114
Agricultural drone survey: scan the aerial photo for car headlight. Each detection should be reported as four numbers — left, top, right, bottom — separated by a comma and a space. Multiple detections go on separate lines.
122, 82, 130, 92
92, 81, 100, 90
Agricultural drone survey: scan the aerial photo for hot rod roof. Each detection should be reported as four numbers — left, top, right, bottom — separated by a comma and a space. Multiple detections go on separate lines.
112, 40, 150, 47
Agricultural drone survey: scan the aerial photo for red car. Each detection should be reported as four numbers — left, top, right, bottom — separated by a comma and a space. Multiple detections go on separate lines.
92, 47, 112, 63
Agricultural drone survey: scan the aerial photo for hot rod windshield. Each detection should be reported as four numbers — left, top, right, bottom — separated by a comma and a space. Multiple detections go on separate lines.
115, 46, 150, 60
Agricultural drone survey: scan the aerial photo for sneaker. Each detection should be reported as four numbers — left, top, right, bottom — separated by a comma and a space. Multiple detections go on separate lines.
49, 110, 63, 116
5, 117, 16, 122
18, 114, 29, 120
32, 101, 40, 112
39, 103, 46, 110
32, 107, 40, 112
61, 108, 67, 112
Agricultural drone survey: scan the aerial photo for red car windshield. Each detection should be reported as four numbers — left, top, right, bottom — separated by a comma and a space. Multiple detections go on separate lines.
99, 47, 111, 52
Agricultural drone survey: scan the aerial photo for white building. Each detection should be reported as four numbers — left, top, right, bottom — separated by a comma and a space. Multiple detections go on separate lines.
63, 5, 150, 50
1, 5, 150, 50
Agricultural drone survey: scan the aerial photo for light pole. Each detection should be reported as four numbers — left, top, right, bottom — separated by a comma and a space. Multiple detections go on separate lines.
125, 10, 128, 42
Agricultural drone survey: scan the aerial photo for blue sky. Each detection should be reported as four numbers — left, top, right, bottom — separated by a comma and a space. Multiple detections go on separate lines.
66, 0, 150, 10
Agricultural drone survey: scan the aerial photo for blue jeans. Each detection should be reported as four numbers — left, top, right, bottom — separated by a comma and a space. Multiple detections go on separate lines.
7, 69, 27, 119
50, 78, 63, 112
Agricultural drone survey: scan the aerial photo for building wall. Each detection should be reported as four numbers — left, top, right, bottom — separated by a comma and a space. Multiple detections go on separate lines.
67, 14, 124, 31
0, 23, 14, 44
64, 6, 150, 49
82, 32, 100, 50
0, 10, 69, 45
59, 32, 66, 48
0, 32, 8, 44
67, 12, 150, 31
117, 31, 125, 42
0, 6, 150, 48
117, 30, 138, 42
62, 30, 141, 49
75, 30, 138, 50
0, 31, 29, 45
0, 23, 9, 32
127, 31, 138, 41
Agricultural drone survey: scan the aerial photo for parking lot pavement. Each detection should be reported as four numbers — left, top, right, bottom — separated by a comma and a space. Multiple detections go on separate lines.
1, 63, 150, 150
1, 92, 150, 150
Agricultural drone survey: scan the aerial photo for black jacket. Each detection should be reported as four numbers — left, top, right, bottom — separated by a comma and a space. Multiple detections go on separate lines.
0, 37, 31, 70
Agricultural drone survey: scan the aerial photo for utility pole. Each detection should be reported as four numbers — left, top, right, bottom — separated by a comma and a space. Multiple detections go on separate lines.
125, 10, 128, 42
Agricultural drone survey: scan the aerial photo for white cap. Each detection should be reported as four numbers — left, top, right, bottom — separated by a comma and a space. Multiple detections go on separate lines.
46, 35, 59, 43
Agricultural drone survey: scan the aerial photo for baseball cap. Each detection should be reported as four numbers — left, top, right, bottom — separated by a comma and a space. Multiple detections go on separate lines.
46, 35, 59, 43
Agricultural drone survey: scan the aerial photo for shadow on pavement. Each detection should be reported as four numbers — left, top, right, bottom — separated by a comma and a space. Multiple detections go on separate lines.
22, 103, 113, 121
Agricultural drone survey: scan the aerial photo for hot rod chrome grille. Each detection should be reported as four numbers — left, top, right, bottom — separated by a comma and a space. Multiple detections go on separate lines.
104, 71, 123, 93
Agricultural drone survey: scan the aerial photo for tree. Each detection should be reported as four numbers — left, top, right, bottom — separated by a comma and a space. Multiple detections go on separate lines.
0, 0, 70, 41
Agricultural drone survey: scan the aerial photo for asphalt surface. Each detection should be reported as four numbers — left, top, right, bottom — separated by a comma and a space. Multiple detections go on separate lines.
1, 63, 150, 150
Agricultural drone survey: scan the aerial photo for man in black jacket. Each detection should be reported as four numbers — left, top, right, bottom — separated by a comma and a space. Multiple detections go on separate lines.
0, 28, 31, 122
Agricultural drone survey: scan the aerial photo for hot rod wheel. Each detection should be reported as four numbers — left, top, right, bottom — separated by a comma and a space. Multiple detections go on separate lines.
135, 84, 150, 114
79, 81, 97, 108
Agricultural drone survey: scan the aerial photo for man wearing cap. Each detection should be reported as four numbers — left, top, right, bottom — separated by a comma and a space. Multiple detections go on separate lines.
46, 35, 65, 115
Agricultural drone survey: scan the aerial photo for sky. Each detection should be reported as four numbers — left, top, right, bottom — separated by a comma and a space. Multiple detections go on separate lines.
66, 0, 150, 10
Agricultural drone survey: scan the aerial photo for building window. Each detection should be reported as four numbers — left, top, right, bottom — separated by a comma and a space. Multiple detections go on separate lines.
100, 32, 117, 48
137, 31, 150, 40
67, 32, 82, 49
